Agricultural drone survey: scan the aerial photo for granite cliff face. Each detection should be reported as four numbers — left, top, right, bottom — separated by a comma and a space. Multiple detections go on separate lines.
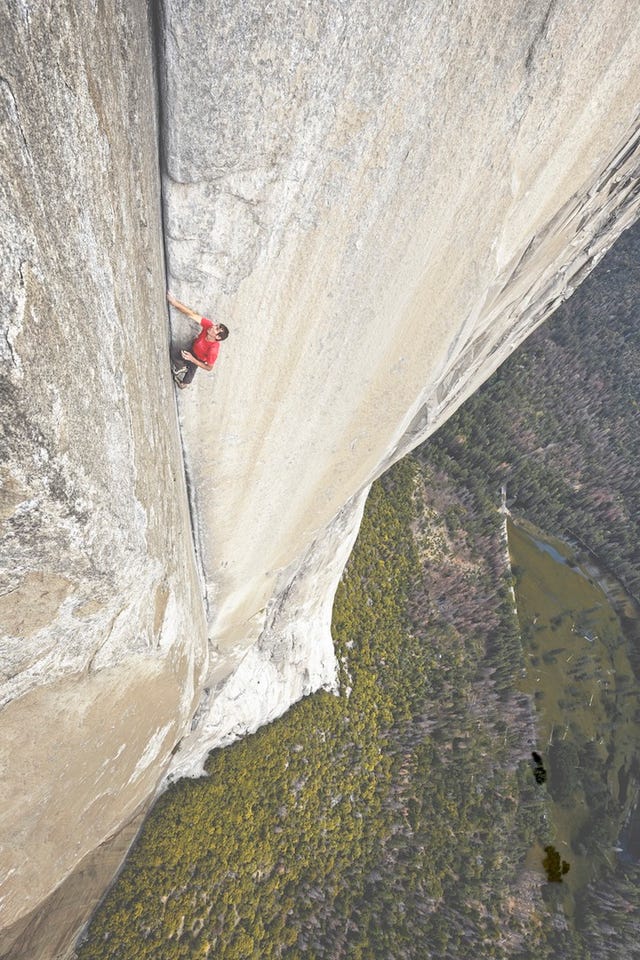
159, 0, 640, 777
1, 0, 640, 948
0, 1, 206, 942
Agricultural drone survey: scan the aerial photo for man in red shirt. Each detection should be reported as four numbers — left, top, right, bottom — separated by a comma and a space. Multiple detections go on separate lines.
167, 292, 229, 389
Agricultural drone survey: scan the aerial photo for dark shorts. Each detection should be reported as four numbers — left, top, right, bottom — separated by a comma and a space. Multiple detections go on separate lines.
171, 345, 198, 385
181, 360, 198, 385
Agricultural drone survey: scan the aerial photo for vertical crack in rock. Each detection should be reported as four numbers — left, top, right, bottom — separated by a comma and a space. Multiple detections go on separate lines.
150, 0, 211, 618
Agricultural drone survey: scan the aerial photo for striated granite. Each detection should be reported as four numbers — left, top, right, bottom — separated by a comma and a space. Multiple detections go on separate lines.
160, 0, 640, 777
0, 0, 206, 935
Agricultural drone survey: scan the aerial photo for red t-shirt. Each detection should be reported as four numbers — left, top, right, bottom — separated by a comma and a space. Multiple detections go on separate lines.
192, 317, 220, 366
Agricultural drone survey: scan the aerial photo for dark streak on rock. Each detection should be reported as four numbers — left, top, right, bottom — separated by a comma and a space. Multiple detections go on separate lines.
524, 0, 557, 73
0, 74, 30, 155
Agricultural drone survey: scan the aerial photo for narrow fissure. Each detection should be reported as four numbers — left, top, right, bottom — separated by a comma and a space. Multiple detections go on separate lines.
149, 0, 210, 619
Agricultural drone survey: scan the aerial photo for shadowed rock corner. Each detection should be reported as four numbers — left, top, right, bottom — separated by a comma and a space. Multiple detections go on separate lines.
0, 806, 147, 960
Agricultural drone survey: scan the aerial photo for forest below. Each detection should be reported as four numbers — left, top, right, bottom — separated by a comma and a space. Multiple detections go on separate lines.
76, 220, 640, 959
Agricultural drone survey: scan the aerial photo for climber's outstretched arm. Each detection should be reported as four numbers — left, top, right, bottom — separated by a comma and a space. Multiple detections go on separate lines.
167, 292, 202, 325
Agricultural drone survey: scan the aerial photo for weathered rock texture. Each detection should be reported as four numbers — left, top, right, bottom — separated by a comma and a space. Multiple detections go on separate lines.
159, 0, 640, 777
0, 0, 206, 936
1, 0, 640, 949
0, 807, 147, 960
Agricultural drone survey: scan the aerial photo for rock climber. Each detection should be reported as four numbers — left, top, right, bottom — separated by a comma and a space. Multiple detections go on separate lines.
167, 292, 229, 389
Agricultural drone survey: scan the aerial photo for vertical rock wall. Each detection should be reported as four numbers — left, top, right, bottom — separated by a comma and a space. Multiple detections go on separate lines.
1, 0, 640, 947
159, 0, 640, 776
0, 1, 206, 933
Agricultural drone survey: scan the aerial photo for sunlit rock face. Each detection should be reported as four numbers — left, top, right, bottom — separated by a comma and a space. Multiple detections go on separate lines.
2, 0, 640, 944
0, 2, 206, 933
160, 0, 640, 777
